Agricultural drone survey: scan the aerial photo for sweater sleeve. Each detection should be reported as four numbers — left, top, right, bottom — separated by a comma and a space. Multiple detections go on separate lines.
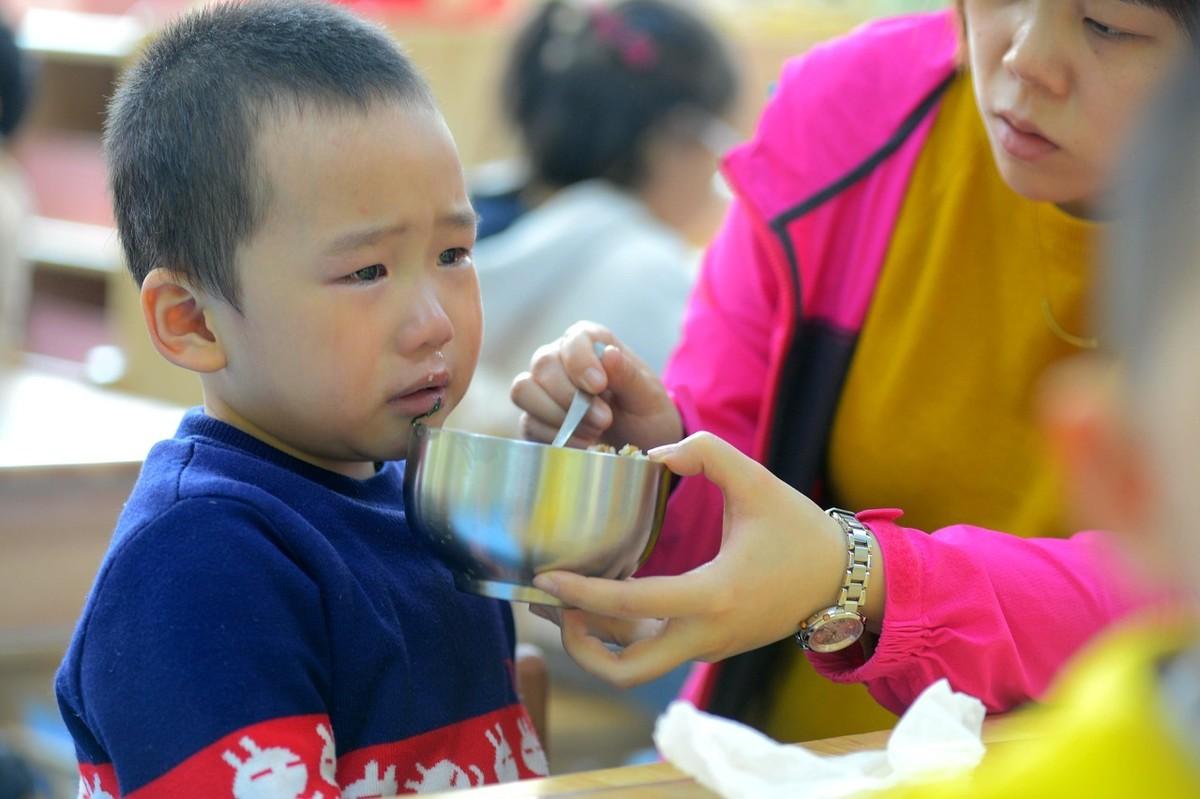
807, 509, 1154, 714
60, 498, 341, 798
638, 198, 783, 577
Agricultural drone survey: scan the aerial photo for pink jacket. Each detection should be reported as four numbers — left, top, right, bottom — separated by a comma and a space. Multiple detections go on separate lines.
637, 11, 1147, 719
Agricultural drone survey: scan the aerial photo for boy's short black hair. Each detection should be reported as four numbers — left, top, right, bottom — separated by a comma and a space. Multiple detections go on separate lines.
502, 0, 738, 190
106, 0, 434, 309
1107, 49, 1200, 372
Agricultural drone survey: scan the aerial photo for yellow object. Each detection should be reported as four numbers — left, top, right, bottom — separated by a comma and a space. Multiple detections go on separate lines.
881, 621, 1200, 798
766, 74, 1097, 742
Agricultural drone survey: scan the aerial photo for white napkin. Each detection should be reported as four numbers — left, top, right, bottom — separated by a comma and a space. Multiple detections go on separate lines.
653, 679, 986, 799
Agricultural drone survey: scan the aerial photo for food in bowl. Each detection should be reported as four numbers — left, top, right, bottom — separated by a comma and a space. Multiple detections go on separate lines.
587, 443, 647, 458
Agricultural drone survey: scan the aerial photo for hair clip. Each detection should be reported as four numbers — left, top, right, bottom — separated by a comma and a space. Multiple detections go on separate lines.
539, 2, 659, 73
589, 6, 658, 71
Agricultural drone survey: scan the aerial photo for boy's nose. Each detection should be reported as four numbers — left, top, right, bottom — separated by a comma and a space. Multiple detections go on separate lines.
400, 286, 454, 355
1003, 12, 1071, 99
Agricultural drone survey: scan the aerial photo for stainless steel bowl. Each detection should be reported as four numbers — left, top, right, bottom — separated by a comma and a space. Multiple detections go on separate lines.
404, 425, 670, 606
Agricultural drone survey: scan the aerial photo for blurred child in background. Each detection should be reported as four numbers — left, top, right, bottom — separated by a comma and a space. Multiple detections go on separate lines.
453, 0, 739, 437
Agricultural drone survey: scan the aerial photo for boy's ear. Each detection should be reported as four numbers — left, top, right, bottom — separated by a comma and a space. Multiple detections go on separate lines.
140, 268, 227, 373
1040, 355, 1155, 541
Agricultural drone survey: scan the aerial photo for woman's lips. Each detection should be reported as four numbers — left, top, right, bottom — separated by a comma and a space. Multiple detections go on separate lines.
995, 114, 1059, 162
389, 385, 447, 417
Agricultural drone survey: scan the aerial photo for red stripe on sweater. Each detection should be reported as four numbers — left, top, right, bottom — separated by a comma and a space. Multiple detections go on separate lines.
78, 763, 118, 798
125, 713, 336, 798
335, 704, 547, 794
88, 705, 545, 797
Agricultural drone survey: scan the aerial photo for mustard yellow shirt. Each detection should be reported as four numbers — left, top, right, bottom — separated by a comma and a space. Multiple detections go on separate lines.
880, 622, 1200, 798
765, 74, 1098, 742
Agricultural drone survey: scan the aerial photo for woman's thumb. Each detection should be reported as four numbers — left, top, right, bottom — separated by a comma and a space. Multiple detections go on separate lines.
648, 432, 762, 495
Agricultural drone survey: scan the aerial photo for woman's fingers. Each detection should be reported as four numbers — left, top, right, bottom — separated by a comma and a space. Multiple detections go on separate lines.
510, 321, 681, 450
511, 372, 569, 421
534, 569, 717, 620
513, 340, 618, 438
580, 611, 662, 647
518, 414, 560, 445
559, 323, 620, 393
558, 611, 694, 687
528, 603, 652, 647
516, 400, 612, 445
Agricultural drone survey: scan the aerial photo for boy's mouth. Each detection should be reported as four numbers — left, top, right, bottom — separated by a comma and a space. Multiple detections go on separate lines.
390, 371, 450, 418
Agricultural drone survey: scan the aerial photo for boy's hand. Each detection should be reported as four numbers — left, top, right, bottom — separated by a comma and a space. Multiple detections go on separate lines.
511, 321, 683, 451
530, 432, 859, 687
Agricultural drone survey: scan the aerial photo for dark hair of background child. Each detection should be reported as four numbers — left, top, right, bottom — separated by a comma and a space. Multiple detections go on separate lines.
502, 0, 739, 192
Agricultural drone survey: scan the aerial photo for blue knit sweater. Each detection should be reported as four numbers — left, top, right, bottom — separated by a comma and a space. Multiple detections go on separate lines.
56, 410, 545, 798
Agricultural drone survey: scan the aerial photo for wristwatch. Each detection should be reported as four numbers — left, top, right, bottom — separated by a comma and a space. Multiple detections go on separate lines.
795, 508, 875, 653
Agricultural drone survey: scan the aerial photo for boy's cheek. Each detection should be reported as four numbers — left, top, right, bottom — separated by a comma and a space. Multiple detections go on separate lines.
448, 359, 480, 418
455, 288, 484, 388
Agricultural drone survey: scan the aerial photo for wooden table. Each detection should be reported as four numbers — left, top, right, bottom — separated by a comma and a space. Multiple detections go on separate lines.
418, 718, 1027, 798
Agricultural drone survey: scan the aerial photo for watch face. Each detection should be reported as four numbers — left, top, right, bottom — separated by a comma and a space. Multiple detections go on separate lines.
807, 613, 865, 653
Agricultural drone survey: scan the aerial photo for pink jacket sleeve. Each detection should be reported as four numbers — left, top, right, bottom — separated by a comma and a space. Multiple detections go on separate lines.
638, 197, 787, 577
808, 509, 1155, 714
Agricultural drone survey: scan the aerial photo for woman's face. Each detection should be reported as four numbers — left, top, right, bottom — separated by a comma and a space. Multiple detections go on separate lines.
964, 0, 1188, 214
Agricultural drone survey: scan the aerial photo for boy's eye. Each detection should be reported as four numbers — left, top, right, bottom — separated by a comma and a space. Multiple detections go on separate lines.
438, 247, 472, 267
346, 264, 387, 283
1085, 18, 1136, 40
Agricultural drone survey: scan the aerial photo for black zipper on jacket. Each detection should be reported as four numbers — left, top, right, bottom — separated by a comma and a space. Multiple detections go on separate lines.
708, 69, 958, 726
762, 70, 958, 481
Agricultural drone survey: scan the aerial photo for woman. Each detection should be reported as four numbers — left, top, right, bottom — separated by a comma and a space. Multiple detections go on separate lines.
513, 0, 1197, 741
